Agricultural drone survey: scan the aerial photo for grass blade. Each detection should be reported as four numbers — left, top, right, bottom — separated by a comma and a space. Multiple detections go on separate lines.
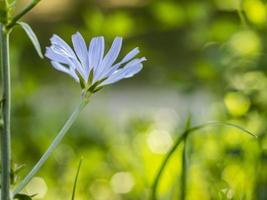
71, 158, 83, 200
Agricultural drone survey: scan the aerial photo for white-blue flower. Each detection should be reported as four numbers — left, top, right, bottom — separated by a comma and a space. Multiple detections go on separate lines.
45, 32, 146, 92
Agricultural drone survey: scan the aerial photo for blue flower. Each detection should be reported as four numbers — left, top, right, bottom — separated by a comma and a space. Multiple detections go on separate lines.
45, 32, 146, 92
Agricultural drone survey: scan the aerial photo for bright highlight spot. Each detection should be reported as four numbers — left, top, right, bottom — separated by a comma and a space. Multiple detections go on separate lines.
244, 0, 267, 25
229, 30, 261, 57
90, 179, 115, 200
25, 177, 47, 199
153, 2, 185, 27
147, 130, 173, 154
110, 172, 134, 194
224, 92, 250, 117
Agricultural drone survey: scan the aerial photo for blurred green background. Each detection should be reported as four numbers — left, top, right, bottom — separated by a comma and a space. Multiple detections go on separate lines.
6, 0, 267, 199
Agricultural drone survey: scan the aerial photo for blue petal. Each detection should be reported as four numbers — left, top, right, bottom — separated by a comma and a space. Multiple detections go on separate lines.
51, 61, 79, 81
93, 37, 122, 83
120, 47, 140, 63
45, 47, 69, 64
97, 47, 140, 80
99, 57, 145, 86
88, 37, 105, 76
100, 64, 143, 86
46, 46, 86, 81
50, 34, 76, 58
72, 32, 89, 74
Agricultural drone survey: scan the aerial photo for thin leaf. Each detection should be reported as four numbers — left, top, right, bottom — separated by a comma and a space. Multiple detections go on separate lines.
14, 193, 36, 200
71, 158, 83, 200
17, 21, 43, 58
192, 121, 257, 138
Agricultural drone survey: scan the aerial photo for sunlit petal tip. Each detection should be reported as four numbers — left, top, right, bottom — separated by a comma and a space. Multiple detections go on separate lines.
114, 37, 123, 44
50, 34, 60, 43
74, 31, 82, 36
72, 32, 85, 43
141, 57, 147, 62
131, 47, 140, 55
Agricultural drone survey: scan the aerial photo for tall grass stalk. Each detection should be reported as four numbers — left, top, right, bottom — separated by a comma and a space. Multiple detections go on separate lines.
0, 23, 11, 200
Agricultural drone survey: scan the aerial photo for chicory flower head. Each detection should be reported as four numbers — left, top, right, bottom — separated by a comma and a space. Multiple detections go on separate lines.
45, 32, 146, 93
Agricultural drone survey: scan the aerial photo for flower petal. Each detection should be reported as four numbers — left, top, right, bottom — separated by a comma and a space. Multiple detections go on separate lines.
120, 47, 140, 63
99, 57, 145, 86
72, 32, 89, 73
51, 61, 79, 81
46, 46, 86, 80
45, 47, 69, 64
97, 47, 141, 80
100, 64, 143, 86
88, 37, 105, 75
50, 34, 76, 58
93, 37, 122, 83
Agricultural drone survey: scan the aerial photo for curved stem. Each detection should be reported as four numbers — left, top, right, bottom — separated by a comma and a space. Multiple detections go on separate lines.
6, 0, 42, 29
12, 96, 90, 197
150, 121, 256, 200
1, 24, 11, 200
180, 136, 187, 200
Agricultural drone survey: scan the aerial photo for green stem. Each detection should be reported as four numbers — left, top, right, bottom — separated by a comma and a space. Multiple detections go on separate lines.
0, 24, 11, 200
180, 138, 187, 200
12, 97, 90, 197
6, 0, 42, 29
181, 117, 190, 200
150, 121, 256, 200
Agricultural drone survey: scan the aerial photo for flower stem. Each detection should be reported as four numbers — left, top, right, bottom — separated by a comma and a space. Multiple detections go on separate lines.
6, 0, 42, 29
12, 96, 90, 197
0, 24, 11, 200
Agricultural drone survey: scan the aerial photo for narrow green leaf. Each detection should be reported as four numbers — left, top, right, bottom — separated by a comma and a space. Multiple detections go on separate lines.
71, 158, 83, 200
14, 193, 36, 200
17, 21, 43, 58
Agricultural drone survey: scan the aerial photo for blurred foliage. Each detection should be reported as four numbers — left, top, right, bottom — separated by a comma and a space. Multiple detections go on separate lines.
2, 0, 267, 199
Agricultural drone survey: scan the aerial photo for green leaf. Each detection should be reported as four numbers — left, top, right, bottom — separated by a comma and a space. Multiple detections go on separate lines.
71, 158, 83, 200
17, 22, 43, 58
0, 1, 7, 23
14, 193, 36, 200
